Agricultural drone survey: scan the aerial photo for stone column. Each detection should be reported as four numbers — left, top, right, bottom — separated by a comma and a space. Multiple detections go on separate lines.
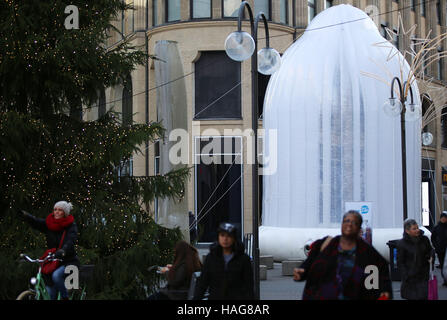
295, 0, 308, 28
212, 0, 222, 19
272, 0, 280, 22
386, 0, 394, 30
441, 0, 447, 81
180, 0, 190, 21
401, 0, 413, 57
427, 0, 439, 77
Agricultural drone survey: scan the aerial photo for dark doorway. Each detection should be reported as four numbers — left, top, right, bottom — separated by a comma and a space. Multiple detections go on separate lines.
422, 158, 436, 231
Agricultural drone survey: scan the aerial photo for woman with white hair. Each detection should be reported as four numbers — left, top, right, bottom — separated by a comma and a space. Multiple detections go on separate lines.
20, 201, 80, 300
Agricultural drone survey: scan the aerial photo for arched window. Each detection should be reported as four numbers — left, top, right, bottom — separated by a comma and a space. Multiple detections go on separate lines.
69, 97, 82, 121
98, 88, 106, 118
118, 75, 133, 177
441, 105, 447, 148
422, 94, 437, 146
122, 75, 133, 126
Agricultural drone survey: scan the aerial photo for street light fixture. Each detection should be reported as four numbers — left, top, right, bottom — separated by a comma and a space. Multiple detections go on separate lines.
224, 1, 281, 300
422, 132, 434, 146
384, 77, 421, 221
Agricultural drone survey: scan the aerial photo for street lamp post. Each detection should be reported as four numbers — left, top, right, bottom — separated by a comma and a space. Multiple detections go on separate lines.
384, 77, 421, 221
224, 1, 281, 300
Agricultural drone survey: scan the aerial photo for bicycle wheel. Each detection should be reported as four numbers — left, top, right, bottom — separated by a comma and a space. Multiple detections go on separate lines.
16, 290, 36, 300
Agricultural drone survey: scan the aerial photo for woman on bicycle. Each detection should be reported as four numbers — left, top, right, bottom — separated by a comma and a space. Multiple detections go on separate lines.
20, 201, 80, 300
149, 240, 202, 300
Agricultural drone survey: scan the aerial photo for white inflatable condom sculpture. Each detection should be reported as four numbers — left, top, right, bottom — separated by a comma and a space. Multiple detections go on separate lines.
260, 4, 424, 261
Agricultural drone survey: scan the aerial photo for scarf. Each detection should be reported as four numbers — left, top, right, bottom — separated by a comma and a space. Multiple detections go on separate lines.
46, 213, 74, 231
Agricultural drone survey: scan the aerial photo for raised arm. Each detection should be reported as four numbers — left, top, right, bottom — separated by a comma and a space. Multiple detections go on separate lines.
20, 210, 47, 233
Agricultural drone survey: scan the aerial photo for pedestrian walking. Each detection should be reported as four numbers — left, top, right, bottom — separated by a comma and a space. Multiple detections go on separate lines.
193, 222, 254, 300
431, 212, 447, 286
148, 240, 202, 300
19, 201, 80, 300
293, 210, 392, 300
397, 219, 435, 300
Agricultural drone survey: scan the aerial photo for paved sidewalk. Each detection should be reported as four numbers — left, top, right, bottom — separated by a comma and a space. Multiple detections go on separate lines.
260, 262, 447, 300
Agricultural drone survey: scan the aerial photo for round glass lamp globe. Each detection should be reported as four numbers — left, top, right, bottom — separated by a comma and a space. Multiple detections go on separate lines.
422, 132, 433, 146
224, 31, 255, 62
405, 103, 422, 121
258, 47, 281, 75
383, 98, 402, 117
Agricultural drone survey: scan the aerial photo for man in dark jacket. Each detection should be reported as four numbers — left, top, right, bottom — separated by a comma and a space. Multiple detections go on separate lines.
20, 201, 80, 300
431, 212, 447, 286
193, 222, 254, 300
293, 211, 393, 300
397, 219, 434, 300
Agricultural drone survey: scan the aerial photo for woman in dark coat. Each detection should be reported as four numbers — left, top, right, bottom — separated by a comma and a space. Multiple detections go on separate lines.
294, 211, 393, 300
397, 219, 434, 300
193, 222, 254, 300
20, 201, 80, 300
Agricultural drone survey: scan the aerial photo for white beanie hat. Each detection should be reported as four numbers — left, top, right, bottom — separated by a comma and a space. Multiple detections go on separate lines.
54, 201, 73, 216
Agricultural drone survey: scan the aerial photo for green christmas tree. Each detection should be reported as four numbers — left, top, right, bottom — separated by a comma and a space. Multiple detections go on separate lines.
0, 1, 190, 299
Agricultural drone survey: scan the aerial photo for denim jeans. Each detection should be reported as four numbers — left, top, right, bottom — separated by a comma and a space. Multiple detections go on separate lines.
46, 265, 68, 300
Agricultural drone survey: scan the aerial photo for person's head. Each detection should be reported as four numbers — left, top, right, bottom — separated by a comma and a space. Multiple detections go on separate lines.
53, 201, 73, 219
341, 210, 363, 239
440, 212, 447, 224
404, 219, 420, 237
217, 222, 237, 252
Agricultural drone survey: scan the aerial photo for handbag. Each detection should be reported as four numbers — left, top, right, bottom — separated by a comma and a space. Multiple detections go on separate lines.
428, 258, 438, 300
40, 231, 66, 275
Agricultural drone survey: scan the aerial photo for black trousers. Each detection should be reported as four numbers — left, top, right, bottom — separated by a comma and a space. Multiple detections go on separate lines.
438, 250, 446, 282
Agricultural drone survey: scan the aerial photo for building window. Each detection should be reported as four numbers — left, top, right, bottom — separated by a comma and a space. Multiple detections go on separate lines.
154, 140, 160, 222
442, 106, 447, 148
194, 51, 241, 119
191, 0, 211, 19
308, 0, 315, 22
118, 158, 133, 178
421, 0, 426, 17
122, 75, 133, 126
255, 0, 271, 20
437, 0, 441, 25
70, 103, 82, 120
153, 0, 159, 26
195, 136, 243, 242
223, 0, 240, 17
411, 0, 415, 11
280, 0, 288, 24
422, 94, 436, 145
423, 55, 429, 76
98, 89, 106, 118
258, 72, 270, 118
166, 0, 181, 22
438, 48, 443, 80
325, 0, 333, 9
380, 23, 388, 38
393, 28, 399, 50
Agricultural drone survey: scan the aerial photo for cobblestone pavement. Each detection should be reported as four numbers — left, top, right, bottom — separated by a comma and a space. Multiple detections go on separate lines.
260, 262, 447, 300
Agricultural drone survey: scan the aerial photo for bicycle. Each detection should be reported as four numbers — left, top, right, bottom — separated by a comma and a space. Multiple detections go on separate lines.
16, 253, 88, 300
